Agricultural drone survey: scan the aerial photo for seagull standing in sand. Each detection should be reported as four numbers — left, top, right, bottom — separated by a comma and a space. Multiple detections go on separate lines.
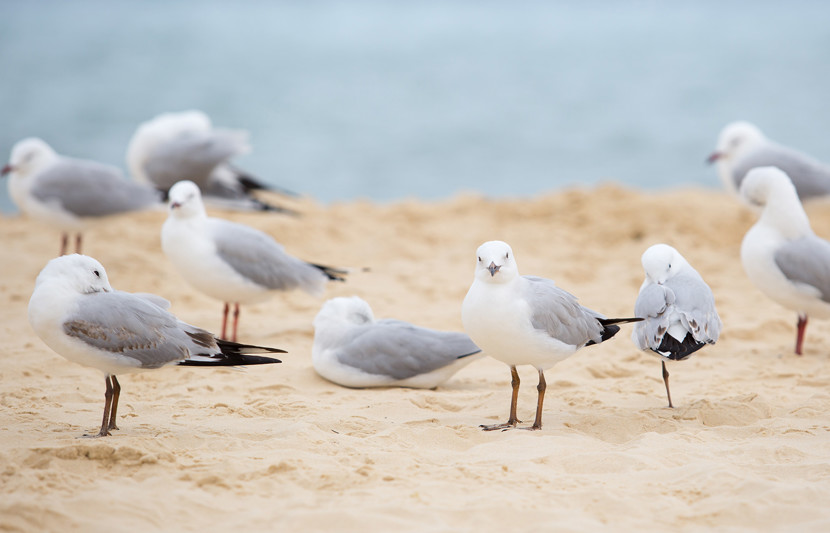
740, 166, 830, 355
161, 180, 348, 342
312, 296, 483, 388
708, 121, 830, 201
28, 254, 285, 437
127, 110, 296, 212
461, 241, 640, 431
632, 244, 721, 407
3, 137, 162, 255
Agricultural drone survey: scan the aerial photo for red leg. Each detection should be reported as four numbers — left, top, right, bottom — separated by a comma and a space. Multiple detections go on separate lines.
795, 314, 808, 355
75, 233, 83, 254
60, 233, 69, 256
221, 303, 230, 340
232, 303, 240, 342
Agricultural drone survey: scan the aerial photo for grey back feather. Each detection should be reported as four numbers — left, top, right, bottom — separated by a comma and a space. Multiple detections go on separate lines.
33, 158, 161, 217
733, 144, 830, 199
522, 276, 605, 347
143, 131, 242, 190
334, 319, 481, 380
62, 291, 214, 368
210, 218, 327, 293
775, 236, 830, 303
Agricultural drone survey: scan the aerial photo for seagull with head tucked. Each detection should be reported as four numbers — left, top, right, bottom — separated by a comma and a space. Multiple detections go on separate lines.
632, 244, 721, 407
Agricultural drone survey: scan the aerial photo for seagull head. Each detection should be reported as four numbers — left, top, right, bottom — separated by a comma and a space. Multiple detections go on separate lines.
641, 243, 686, 285
314, 296, 375, 328
35, 254, 113, 295
474, 240, 518, 284
739, 166, 797, 209
3, 137, 58, 178
707, 121, 765, 164
167, 180, 205, 219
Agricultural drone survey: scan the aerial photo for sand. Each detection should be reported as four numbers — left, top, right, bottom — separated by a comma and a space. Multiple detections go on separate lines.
2, 185, 830, 532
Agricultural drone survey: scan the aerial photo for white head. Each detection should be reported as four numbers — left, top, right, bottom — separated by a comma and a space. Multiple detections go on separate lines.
34, 254, 113, 295
313, 296, 376, 329
474, 241, 519, 284
740, 166, 810, 238
3, 137, 59, 178
167, 180, 206, 219
641, 244, 688, 285
708, 121, 766, 164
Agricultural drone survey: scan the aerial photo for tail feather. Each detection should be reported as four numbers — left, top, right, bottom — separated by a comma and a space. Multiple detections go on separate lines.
310, 263, 350, 282
178, 339, 285, 367
586, 317, 643, 346
653, 332, 708, 361
226, 164, 300, 198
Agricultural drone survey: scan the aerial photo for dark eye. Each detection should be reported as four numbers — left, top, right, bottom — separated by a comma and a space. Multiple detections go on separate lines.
505, 252, 509, 259
477, 256, 482, 262
93, 270, 100, 278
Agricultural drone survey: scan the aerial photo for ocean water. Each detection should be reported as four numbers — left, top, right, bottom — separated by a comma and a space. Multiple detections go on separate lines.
2, 0, 830, 213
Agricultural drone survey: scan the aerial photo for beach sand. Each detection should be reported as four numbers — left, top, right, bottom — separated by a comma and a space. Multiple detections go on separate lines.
2, 185, 830, 532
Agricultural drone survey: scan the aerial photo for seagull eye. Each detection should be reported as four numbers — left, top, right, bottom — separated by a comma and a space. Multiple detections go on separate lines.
93, 270, 100, 278
505, 252, 509, 259
477, 256, 482, 262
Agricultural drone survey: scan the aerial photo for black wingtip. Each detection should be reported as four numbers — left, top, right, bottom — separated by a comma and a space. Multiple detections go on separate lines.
652, 332, 708, 361
310, 263, 350, 282
585, 317, 643, 346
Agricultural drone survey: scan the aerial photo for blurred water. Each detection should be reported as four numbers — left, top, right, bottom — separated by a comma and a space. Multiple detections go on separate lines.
2, 0, 830, 213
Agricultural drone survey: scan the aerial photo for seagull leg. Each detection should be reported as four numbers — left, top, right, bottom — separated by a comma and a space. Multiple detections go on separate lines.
519, 369, 546, 431
232, 303, 240, 342
795, 314, 808, 355
221, 303, 230, 340
75, 233, 83, 254
107, 375, 121, 431
481, 365, 521, 431
662, 360, 674, 408
84, 375, 113, 438
60, 233, 69, 256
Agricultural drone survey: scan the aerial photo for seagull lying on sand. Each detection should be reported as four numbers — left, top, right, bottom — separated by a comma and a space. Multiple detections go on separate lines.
127, 110, 296, 213
312, 296, 483, 388
708, 121, 830, 201
161, 180, 348, 342
740, 166, 830, 355
461, 240, 641, 431
28, 254, 285, 437
3, 137, 162, 255
631, 244, 721, 407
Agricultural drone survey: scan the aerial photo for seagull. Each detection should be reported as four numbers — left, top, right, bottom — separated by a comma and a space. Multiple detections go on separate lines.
2, 137, 163, 255
312, 296, 483, 388
28, 254, 285, 437
631, 244, 721, 407
127, 110, 297, 213
461, 240, 641, 431
161, 180, 348, 342
707, 121, 830, 201
740, 166, 830, 355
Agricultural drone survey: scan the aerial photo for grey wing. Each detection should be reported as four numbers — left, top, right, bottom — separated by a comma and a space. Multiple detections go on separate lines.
733, 144, 830, 199
62, 291, 195, 368
775, 236, 830, 303
522, 276, 605, 346
667, 272, 722, 343
143, 130, 245, 191
210, 218, 327, 293
334, 320, 481, 380
33, 158, 161, 217
632, 282, 675, 350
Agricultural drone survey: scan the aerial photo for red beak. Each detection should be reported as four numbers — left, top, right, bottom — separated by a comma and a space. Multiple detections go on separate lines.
170, 202, 181, 209
706, 152, 721, 164
1, 164, 13, 176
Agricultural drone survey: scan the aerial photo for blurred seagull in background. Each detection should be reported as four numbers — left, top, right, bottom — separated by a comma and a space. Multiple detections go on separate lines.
740, 166, 830, 355
631, 244, 721, 407
161, 180, 348, 342
312, 296, 482, 389
3, 137, 162, 255
127, 110, 298, 213
708, 121, 830, 201
28, 254, 285, 437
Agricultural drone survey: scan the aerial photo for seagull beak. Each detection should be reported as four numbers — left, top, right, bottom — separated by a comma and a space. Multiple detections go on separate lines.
488, 262, 500, 277
1, 164, 13, 176
706, 151, 721, 164
170, 201, 181, 210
